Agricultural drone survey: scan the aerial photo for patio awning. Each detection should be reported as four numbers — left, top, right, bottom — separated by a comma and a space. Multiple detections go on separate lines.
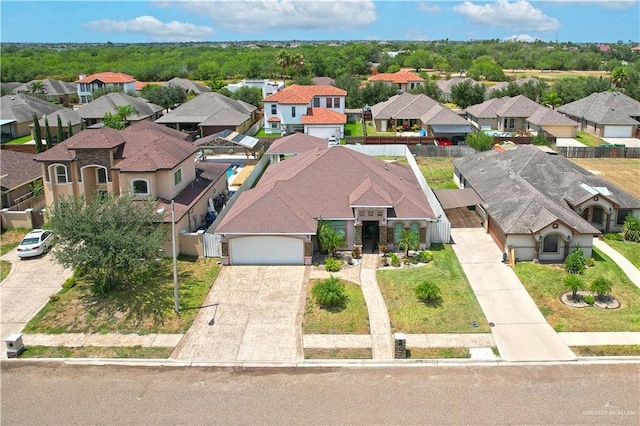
430, 124, 474, 134
195, 129, 259, 149
0, 119, 17, 126
433, 188, 484, 209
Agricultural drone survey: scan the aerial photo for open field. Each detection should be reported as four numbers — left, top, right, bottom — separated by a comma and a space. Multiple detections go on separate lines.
569, 158, 640, 199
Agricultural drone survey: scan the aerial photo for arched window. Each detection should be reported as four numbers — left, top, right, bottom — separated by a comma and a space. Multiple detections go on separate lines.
542, 235, 559, 253
96, 167, 108, 184
51, 164, 68, 184
410, 223, 419, 238
131, 179, 149, 195
394, 223, 404, 243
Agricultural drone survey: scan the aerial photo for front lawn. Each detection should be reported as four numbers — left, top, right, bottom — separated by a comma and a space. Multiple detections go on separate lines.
574, 130, 604, 147
23, 256, 222, 334
603, 237, 640, 268
6, 135, 33, 144
514, 248, 640, 332
19, 346, 173, 359
303, 278, 369, 334
377, 244, 489, 333
304, 348, 372, 359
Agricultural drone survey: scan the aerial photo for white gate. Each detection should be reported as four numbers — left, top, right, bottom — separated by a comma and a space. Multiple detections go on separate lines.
203, 233, 221, 257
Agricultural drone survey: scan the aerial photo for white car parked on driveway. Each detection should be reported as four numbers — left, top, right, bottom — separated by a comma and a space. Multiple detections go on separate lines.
16, 229, 55, 259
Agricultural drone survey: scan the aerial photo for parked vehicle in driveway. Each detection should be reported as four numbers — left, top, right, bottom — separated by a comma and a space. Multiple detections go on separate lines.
16, 229, 55, 259
452, 135, 466, 145
435, 137, 452, 146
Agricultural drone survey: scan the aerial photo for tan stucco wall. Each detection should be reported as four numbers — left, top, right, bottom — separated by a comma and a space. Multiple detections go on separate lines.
541, 125, 577, 138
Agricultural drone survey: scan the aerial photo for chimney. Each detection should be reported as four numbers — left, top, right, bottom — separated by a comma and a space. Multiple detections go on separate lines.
79, 74, 86, 80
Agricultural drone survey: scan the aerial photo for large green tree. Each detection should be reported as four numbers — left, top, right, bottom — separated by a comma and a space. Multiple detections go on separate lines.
451, 80, 485, 108
141, 84, 187, 110
49, 193, 168, 295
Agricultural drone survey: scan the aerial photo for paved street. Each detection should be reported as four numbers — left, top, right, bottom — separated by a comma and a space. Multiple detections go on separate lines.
0, 249, 72, 356
450, 228, 577, 362
171, 265, 307, 362
2, 361, 638, 425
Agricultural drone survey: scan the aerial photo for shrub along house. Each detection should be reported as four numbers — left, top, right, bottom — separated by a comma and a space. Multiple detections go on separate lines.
34, 120, 229, 256
453, 145, 640, 262
215, 141, 437, 265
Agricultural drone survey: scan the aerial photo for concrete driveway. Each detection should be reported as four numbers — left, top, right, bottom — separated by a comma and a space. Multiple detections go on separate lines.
601, 137, 640, 147
555, 138, 585, 147
0, 249, 72, 356
450, 228, 577, 362
172, 265, 307, 362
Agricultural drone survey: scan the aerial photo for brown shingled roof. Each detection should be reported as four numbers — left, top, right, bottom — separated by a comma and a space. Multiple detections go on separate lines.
1, 150, 42, 192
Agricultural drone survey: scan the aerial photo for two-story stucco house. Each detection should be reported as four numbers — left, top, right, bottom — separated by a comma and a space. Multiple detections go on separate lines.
76, 72, 138, 104
34, 120, 230, 256
262, 84, 347, 139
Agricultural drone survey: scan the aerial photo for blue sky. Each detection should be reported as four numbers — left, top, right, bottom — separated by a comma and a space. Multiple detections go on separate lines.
2, 1, 639, 44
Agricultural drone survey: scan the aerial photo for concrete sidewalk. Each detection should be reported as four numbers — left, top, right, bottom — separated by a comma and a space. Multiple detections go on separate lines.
359, 254, 394, 359
593, 238, 640, 289
450, 228, 577, 362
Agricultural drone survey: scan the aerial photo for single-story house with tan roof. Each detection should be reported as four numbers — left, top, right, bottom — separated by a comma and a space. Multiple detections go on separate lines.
557, 92, 640, 138
215, 142, 437, 265
76, 92, 163, 127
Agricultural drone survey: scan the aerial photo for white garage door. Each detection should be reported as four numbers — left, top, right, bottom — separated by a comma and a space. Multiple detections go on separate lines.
306, 126, 339, 139
603, 126, 633, 138
230, 236, 304, 265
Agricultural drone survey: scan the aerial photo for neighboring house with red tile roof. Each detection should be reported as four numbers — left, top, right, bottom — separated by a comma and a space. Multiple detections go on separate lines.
1, 150, 43, 209
368, 71, 424, 93
263, 84, 347, 139
34, 121, 229, 255
465, 95, 579, 137
215, 144, 436, 265
76, 72, 137, 104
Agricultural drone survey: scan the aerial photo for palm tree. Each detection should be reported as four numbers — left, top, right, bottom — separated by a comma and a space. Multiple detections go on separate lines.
397, 228, 419, 257
319, 224, 346, 258
611, 67, 628, 89
291, 53, 305, 76
29, 80, 44, 97
276, 50, 292, 87
115, 105, 138, 127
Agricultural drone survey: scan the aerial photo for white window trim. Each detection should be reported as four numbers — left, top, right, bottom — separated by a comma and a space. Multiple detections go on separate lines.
131, 178, 150, 196
50, 164, 69, 184
173, 167, 183, 187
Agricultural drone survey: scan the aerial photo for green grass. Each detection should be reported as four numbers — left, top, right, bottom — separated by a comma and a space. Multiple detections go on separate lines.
6, 135, 33, 144
603, 238, 640, 268
0, 260, 12, 282
344, 121, 363, 137
570, 345, 640, 357
377, 244, 489, 333
415, 157, 458, 189
303, 279, 370, 334
514, 248, 640, 332
407, 347, 470, 359
19, 345, 173, 359
304, 348, 372, 359
365, 121, 395, 136
574, 130, 605, 147
1, 227, 30, 255
23, 256, 222, 335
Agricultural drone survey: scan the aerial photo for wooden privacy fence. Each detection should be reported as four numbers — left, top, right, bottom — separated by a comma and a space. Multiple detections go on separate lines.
556, 146, 640, 159
409, 145, 477, 157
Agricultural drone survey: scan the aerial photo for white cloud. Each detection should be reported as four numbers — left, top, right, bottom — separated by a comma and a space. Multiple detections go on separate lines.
155, 0, 377, 32
453, 0, 561, 32
84, 15, 214, 42
417, 2, 442, 13
503, 34, 539, 42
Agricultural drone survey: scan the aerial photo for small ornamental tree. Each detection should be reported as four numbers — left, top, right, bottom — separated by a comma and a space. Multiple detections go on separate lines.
397, 228, 419, 257
56, 114, 64, 143
44, 116, 53, 149
318, 223, 346, 257
67, 120, 73, 138
415, 280, 441, 303
48, 192, 168, 295
564, 275, 584, 301
565, 247, 587, 274
590, 277, 613, 301
312, 276, 346, 309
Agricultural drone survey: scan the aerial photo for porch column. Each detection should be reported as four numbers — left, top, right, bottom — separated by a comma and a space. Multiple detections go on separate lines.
379, 225, 387, 247
355, 225, 363, 246
534, 241, 541, 261
605, 212, 611, 233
